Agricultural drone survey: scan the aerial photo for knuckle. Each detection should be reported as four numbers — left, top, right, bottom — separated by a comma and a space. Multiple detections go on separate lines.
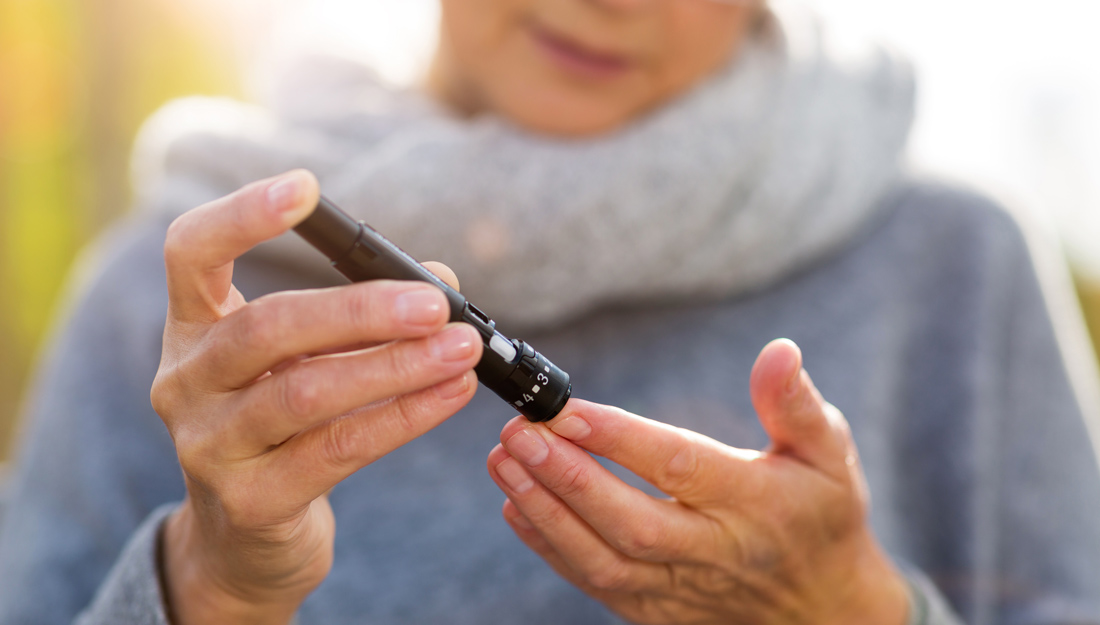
790, 410, 828, 439
659, 442, 700, 493
149, 364, 225, 468
792, 390, 832, 429
390, 394, 427, 435
618, 520, 665, 560
585, 560, 634, 592
346, 285, 385, 331
526, 497, 573, 529
235, 298, 284, 352
278, 372, 324, 420
150, 365, 208, 445
319, 416, 365, 468
550, 459, 592, 499
149, 369, 180, 417
163, 215, 192, 265
384, 341, 427, 386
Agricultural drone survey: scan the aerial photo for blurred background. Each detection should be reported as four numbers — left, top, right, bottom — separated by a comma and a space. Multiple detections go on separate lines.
0, 0, 1098, 461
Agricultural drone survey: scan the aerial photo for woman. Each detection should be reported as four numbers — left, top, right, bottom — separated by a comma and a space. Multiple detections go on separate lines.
1, 0, 1098, 623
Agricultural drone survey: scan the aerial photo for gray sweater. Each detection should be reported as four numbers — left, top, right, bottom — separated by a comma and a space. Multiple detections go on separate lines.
1, 181, 1098, 624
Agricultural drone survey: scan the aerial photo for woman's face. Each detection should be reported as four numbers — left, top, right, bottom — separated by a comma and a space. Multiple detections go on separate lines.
433, 0, 759, 136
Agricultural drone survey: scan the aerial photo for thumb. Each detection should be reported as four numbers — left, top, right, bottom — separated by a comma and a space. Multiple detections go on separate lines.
749, 339, 855, 480
164, 169, 319, 323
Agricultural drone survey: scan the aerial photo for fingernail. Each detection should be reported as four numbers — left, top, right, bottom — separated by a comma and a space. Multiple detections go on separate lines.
267, 173, 302, 212
550, 416, 591, 441
396, 286, 445, 327
435, 373, 470, 400
430, 325, 477, 362
505, 428, 549, 466
496, 458, 535, 493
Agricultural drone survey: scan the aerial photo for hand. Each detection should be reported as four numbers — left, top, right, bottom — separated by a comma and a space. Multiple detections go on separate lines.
152, 170, 482, 625
487, 339, 910, 625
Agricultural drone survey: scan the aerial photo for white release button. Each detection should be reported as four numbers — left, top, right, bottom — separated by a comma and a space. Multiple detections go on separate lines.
489, 333, 518, 362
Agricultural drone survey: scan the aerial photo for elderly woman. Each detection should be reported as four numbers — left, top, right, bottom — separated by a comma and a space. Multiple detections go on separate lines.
1, 0, 1098, 623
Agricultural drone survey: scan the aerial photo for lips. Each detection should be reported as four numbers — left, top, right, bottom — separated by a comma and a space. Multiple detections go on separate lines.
526, 21, 634, 79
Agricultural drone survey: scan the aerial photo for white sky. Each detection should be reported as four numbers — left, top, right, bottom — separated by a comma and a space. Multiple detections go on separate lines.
808, 0, 1100, 276
202, 0, 1100, 275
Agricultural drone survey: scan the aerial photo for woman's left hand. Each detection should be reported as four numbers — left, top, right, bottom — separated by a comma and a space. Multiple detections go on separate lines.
487, 339, 910, 625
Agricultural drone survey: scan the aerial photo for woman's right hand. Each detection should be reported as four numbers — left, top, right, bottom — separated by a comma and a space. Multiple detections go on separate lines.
150, 170, 483, 625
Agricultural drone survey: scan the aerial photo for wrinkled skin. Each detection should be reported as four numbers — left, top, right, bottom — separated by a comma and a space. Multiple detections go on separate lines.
153, 171, 482, 624
151, 1, 912, 622
488, 341, 910, 625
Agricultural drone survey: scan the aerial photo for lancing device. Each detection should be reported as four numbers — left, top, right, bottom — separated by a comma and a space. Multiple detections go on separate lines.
294, 196, 571, 423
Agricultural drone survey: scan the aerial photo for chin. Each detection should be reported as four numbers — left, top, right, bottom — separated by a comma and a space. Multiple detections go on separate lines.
488, 88, 648, 138
504, 107, 636, 138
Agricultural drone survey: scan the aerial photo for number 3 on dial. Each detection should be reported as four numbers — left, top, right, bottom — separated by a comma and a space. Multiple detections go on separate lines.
537, 373, 549, 385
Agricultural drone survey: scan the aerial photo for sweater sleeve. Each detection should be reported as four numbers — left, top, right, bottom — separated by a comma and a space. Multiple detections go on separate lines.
0, 218, 187, 625
74, 505, 175, 625
905, 567, 966, 625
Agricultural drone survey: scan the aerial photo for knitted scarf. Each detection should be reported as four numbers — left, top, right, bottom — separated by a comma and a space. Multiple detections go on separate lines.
134, 2, 914, 331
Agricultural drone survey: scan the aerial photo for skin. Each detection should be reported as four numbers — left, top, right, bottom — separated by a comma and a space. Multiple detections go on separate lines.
430, 0, 763, 136
488, 342, 910, 624
154, 1, 910, 622
155, 170, 483, 624
431, 0, 911, 621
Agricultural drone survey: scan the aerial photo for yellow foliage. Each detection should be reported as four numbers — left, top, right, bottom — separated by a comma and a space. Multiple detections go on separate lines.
0, 0, 238, 458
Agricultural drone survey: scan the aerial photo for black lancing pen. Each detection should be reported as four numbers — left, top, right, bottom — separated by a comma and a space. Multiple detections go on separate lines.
294, 196, 571, 423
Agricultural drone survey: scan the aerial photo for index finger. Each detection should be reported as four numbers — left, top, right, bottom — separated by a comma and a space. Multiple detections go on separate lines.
545, 400, 760, 506
164, 170, 319, 323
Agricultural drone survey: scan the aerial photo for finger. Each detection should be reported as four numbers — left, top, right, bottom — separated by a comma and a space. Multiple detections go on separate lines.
265, 369, 479, 501
226, 323, 482, 449
749, 339, 854, 481
487, 445, 671, 593
496, 418, 718, 562
193, 280, 450, 389
274, 339, 388, 366
501, 501, 600, 594
500, 500, 624, 603
540, 400, 759, 506
164, 170, 319, 323
422, 261, 460, 292
501, 502, 710, 625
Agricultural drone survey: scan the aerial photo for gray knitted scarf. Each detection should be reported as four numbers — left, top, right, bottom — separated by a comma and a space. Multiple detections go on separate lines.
134, 3, 914, 331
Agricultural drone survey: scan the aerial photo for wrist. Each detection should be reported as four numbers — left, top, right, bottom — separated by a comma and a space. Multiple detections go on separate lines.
159, 503, 305, 625
820, 535, 910, 625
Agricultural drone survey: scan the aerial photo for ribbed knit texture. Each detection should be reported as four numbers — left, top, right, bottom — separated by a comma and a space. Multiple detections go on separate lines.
130, 2, 914, 331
